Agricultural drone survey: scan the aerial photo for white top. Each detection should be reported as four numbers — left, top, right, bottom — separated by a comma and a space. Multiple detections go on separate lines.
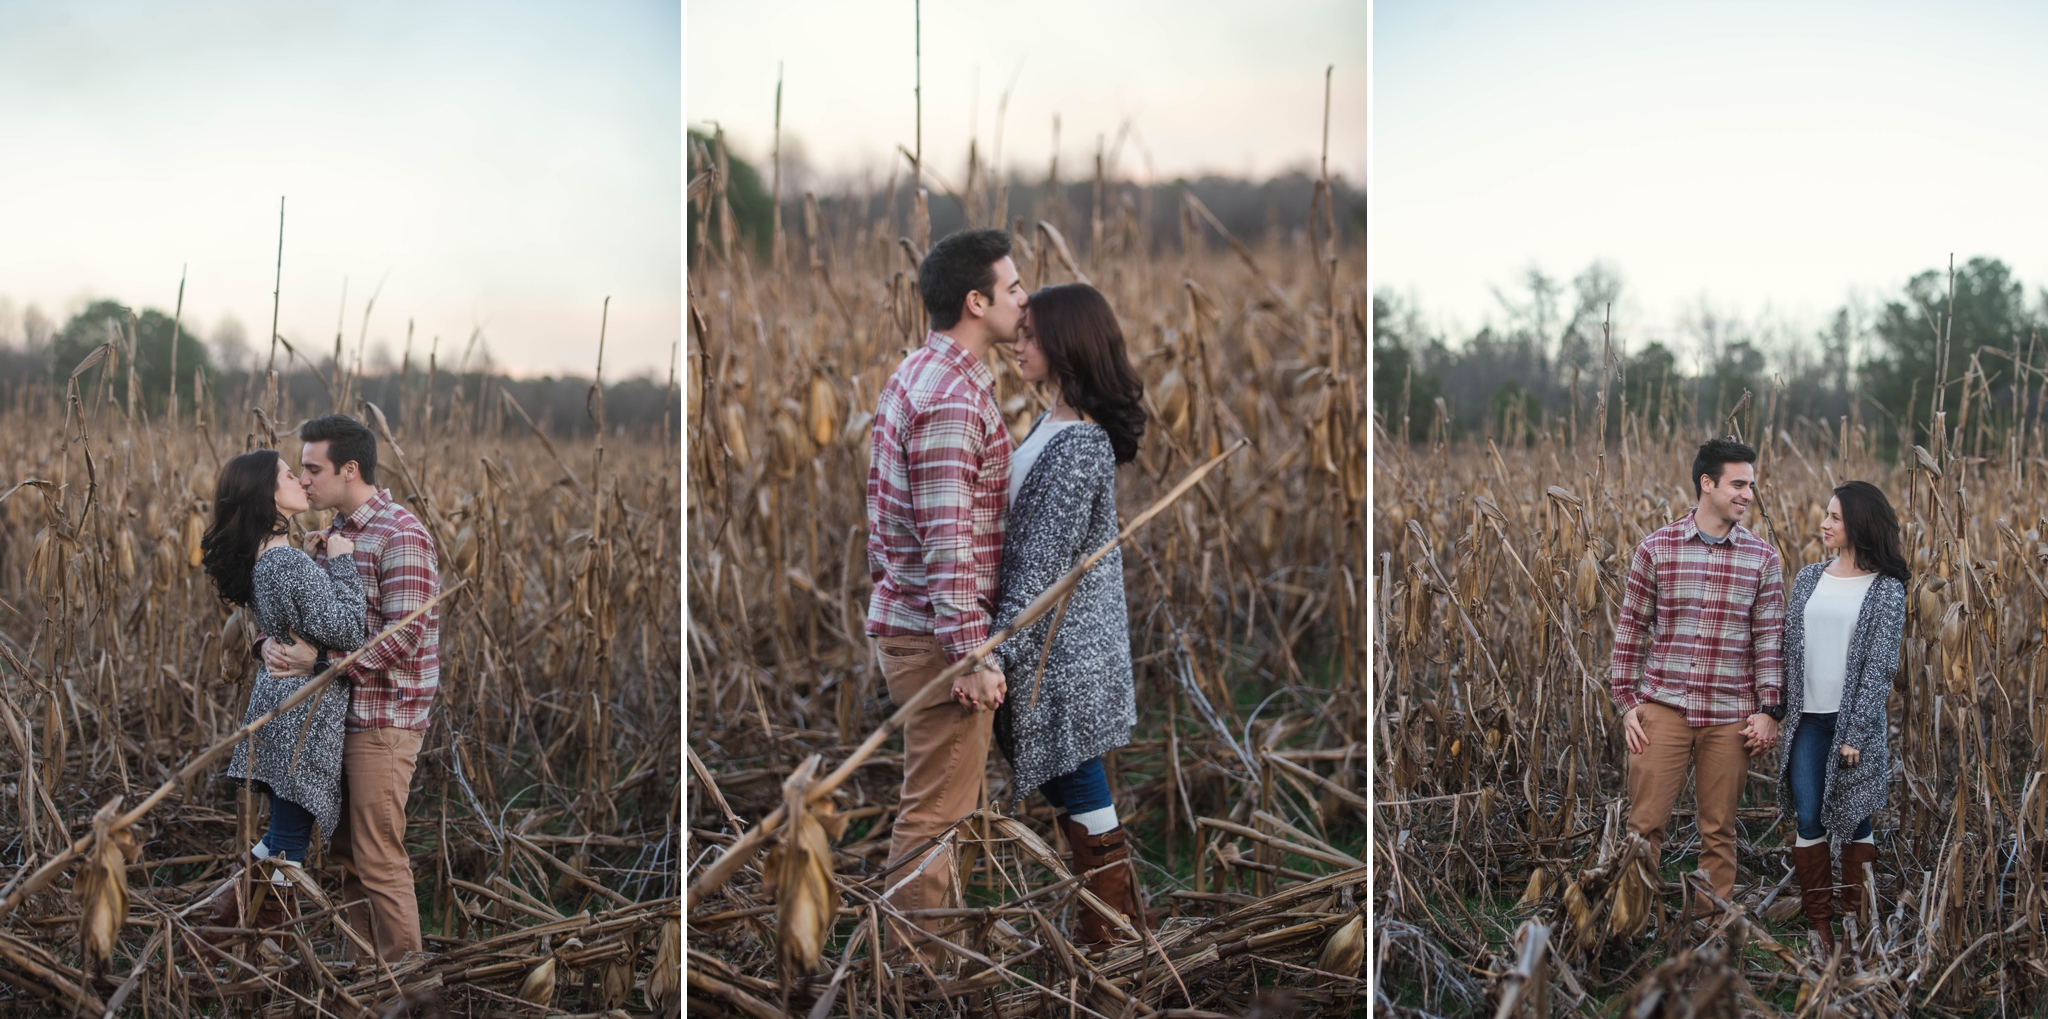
1007, 415, 1084, 510
1802, 567, 1877, 713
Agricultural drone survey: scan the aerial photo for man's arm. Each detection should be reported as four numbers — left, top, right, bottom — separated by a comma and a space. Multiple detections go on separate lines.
1610, 540, 1658, 713
904, 398, 993, 665
1750, 550, 1786, 708
348, 526, 439, 679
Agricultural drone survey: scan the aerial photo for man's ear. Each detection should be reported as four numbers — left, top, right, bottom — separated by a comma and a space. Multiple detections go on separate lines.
964, 289, 987, 322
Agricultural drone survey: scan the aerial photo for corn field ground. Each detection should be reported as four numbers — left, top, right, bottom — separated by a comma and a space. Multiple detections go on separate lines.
0, 344, 684, 1015
1373, 345, 2048, 1018
682, 126, 1367, 1018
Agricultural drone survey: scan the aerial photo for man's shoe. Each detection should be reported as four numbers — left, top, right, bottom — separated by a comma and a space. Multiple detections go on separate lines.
1790, 842, 1836, 956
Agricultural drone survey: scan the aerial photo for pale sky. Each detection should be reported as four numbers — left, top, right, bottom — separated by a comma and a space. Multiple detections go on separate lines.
687, 0, 1365, 187
1375, 0, 2048, 361
0, 0, 680, 377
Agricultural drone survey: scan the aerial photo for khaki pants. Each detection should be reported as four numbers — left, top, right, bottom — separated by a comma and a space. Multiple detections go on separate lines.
1626, 701, 1751, 904
875, 635, 992, 963
330, 726, 425, 963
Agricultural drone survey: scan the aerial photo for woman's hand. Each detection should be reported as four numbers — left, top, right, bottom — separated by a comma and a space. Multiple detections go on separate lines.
1839, 743, 1860, 767
326, 534, 355, 558
301, 531, 327, 554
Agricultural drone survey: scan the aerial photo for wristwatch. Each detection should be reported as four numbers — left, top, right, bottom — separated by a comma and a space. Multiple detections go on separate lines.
1758, 703, 1785, 722
314, 650, 330, 676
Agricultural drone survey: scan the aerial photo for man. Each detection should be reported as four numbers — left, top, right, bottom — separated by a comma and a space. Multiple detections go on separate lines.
1610, 436, 1784, 907
865, 227, 1027, 965
262, 413, 440, 964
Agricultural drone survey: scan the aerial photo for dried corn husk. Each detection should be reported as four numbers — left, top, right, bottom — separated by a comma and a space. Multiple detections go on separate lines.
1575, 550, 1600, 612
115, 527, 138, 580
452, 525, 478, 575
647, 918, 680, 1012
1516, 867, 1550, 907
75, 807, 135, 971
600, 940, 636, 1009
722, 402, 751, 466
1316, 912, 1364, 977
27, 527, 57, 593
1157, 367, 1191, 443
768, 404, 813, 481
806, 372, 842, 448
761, 758, 847, 975
1563, 880, 1595, 948
150, 539, 180, 592
517, 956, 556, 1006
185, 511, 206, 568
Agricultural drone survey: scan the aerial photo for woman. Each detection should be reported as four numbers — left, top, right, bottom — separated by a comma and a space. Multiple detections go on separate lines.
1777, 480, 1908, 955
198, 449, 365, 931
991, 282, 1148, 953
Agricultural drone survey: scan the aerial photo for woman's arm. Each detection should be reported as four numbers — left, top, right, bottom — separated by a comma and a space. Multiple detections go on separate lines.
1841, 580, 1906, 761
286, 549, 369, 652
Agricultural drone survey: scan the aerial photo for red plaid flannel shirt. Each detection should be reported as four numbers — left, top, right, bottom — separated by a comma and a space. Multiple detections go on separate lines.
319, 489, 441, 731
864, 332, 1012, 664
1610, 511, 1785, 727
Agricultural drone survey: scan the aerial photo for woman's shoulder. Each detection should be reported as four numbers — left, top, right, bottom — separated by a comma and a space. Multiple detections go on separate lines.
1044, 420, 1113, 464
257, 544, 313, 569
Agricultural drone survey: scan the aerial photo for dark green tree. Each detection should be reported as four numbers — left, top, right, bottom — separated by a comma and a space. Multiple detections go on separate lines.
1622, 341, 1679, 425
686, 129, 775, 261
1489, 378, 1542, 447
1859, 257, 2035, 446
50, 301, 213, 412
1373, 295, 1443, 442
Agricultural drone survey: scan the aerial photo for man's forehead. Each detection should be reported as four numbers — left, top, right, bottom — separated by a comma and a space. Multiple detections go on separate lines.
301, 441, 332, 466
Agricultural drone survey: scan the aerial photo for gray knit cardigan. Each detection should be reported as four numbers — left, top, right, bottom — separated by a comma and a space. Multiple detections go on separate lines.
1774, 562, 1907, 847
225, 546, 364, 837
991, 421, 1135, 806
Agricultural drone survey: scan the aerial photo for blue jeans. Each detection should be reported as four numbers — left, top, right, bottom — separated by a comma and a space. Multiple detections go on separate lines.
265, 794, 317, 863
1039, 757, 1112, 816
1788, 712, 1873, 841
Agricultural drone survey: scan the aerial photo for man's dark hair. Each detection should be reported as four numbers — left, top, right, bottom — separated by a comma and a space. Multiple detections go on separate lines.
918, 229, 1011, 331
299, 414, 379, 486
1691, 436, 1756, 497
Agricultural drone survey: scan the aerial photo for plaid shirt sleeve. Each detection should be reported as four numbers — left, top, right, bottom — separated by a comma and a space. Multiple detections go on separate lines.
350, 523, 438, 680
905, 393, 993, 664
1610, 539, 1657, 713
1750, 547, 1785, 708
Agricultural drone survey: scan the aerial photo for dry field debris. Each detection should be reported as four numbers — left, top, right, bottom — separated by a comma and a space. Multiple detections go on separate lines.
683, 126, 1366, 1017
0, 339, 682, 1016
1374, 344, 2048, 1017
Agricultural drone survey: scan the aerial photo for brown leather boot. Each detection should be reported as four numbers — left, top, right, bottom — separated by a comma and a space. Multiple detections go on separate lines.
201, 858, 299, 942
1790, 842, 1836, 956
1840, 840, 1878, 922
1060, 816, 1143, 953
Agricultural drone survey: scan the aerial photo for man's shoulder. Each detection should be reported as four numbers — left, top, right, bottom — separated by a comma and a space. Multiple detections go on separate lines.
892, 346, 987, 414
372, 500, 436, 548
1730, 525, 1780, 561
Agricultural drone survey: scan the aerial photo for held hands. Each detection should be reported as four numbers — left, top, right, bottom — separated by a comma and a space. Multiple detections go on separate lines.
1840, 743, 1860, 767
953, 667, 1007, 712
1740, 712, 1780, 755
260, 630, 320, 678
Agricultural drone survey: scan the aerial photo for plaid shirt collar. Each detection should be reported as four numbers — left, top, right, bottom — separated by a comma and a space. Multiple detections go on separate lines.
333, 489, 395, 534
926, 331, 996, 393
1679, 510, 1749, 546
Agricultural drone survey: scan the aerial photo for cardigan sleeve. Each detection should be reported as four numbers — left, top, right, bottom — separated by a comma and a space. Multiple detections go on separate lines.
1842, 579, 1905, 748
993, 429, 1115, 677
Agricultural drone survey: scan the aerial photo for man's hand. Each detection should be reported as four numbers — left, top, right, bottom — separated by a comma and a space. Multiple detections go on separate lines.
1621, 706, 1649, 755
1741, 712, 1781, 755
1839, 743, 1860, 767
261, 631, 319, 678
953, 668, 1006, 712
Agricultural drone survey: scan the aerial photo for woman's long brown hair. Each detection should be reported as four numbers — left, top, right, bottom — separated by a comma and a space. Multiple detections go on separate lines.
1026, 283, 1147, 465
